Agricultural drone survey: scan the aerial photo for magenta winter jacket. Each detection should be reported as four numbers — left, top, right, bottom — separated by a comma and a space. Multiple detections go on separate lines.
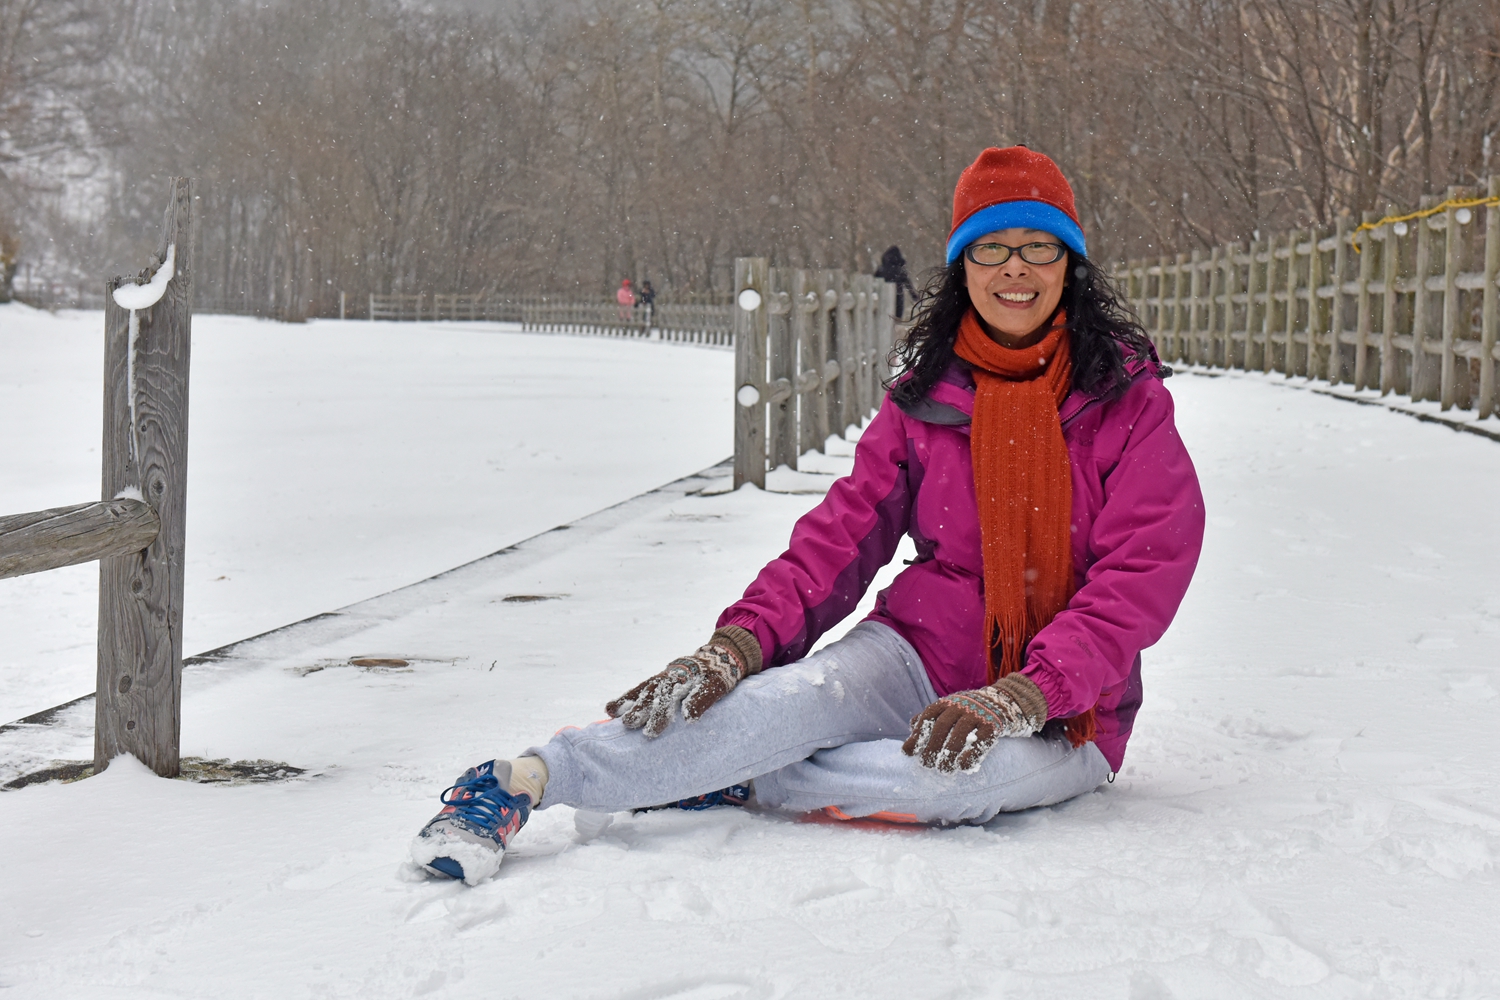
717, 350, 1205, 770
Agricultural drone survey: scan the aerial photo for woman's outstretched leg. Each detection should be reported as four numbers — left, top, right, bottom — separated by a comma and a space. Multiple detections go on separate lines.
528, 621, 934, 813
752, 729, 1111, 825
411, 622, 932, 882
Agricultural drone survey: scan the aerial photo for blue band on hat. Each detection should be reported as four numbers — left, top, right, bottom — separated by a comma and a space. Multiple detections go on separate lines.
945, 201, 1088, 265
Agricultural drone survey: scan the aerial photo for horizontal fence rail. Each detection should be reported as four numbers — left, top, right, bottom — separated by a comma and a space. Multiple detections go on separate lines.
732, 260, 899, 489
0, 499, 159, 580
1114, 176, 1500, 419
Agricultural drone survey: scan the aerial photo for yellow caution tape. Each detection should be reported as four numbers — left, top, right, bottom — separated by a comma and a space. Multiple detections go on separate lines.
1351, 194, 1500, 252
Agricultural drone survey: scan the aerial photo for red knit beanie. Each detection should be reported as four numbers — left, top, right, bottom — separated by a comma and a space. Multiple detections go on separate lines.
945, 146, 1087, 264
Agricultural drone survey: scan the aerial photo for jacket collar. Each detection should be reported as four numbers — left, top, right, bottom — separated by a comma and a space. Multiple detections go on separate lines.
895, 336, 1166, 428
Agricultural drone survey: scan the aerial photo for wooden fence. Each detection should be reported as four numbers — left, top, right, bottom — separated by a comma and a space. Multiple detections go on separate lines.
0, 178, 196, 778
365, 292, 736, 340
732, 261, 899, 488
520, 301, 733, 346
1114, 178, 1500, 419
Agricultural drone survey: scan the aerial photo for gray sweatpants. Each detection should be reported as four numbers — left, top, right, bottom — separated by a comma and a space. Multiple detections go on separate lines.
529, 621, 1111, 824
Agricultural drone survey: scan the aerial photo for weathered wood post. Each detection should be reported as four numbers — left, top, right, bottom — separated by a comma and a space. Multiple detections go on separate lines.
733, 257, 769, 489
1187, 250, 1204, 366
854, 276, 873, 420
1284, 230, 1308, 379
1410, 195, 1437, 400
1328, 219, 1349, 384
1166, 253, 1184, 363
1204, 248, 1220, 367
766, 268, 797, 471
1480, 176, 1500, 420
877, 278, 897, 392
812, 271, 838, 451
1379, 217, 1401, 395
835, 273, 857, 437
1438, 187, 1466, 411
96, 177, 195, 778
1354, 213, 1377, 391
1260, 236, 1280, 374
1240, 239, 1261, 372
793, 269, 818, 458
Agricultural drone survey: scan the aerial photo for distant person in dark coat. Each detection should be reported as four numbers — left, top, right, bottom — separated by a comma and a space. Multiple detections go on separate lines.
638, 280, 656, 327
874, 245, 918, 319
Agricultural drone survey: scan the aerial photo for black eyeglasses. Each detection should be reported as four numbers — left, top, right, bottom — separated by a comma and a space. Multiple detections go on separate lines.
963, 241, 1067, 267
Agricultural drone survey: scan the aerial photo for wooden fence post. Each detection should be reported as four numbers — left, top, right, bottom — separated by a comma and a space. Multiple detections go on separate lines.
96, 177, 195, 778
834, 269, 858, 437
1438, 187, 1465, 411
1306, 229, 1325, 378
1260, 236, 1279, 374
877, 278, 896, 392
856, 276, 874, 420
1328, 219, 1349, 384
1379, 218, 1401, 395
1481, 175, 1500, 420
766, 267, 797, 471
1186, 250, 1204, 365
1280, 233, 1298, 376
812, 271, 837, 451
1354, 214, 1377, 390
733, 257, 768, 489
1410, 196, 1437, 400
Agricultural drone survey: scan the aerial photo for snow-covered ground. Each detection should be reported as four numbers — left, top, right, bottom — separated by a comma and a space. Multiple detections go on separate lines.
0, 305, 733, 723
2, 303, 1497, 998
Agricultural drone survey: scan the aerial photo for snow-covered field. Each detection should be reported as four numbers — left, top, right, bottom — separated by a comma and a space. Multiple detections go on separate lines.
0, 305, 733, 723
2, 303, 1497, 998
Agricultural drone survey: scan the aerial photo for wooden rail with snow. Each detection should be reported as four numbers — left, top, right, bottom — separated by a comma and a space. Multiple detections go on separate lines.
1115, 176, 1500, 419
732, 260, 899, 489
1, 178, 195, 779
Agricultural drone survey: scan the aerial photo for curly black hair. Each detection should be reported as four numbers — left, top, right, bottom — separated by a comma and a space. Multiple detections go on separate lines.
887, 254, 1162, 408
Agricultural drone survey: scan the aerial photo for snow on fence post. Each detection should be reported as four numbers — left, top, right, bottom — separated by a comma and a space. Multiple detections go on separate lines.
97, 176, 195, 779
733, 257, 769, 489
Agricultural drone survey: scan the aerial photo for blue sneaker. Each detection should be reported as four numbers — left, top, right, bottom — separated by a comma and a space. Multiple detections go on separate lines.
639, 783, 752, 813
409, 760, 530, 884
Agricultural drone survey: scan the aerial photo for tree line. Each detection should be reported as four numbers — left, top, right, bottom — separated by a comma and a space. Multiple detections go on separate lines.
2, 0, 1497, 317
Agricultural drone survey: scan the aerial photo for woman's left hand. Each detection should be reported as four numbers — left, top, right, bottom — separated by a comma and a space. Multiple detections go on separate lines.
903, 675, 1048, 772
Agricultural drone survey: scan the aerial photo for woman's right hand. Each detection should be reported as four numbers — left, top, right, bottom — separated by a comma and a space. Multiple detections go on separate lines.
606, 626, 762, 738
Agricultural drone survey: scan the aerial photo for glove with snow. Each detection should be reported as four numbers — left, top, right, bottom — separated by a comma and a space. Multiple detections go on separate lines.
606, 625, 762, 738
902, 673, 1048, 773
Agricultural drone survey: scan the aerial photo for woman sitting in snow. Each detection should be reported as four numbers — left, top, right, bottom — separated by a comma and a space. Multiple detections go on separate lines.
412, 146, 1206, 884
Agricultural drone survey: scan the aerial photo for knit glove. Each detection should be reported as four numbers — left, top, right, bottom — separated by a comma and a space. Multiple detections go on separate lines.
606, 625, 762, 738
902, 674, 1048, 773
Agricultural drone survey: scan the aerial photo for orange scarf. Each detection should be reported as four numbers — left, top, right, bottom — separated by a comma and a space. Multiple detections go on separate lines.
953, 309, 1096, 748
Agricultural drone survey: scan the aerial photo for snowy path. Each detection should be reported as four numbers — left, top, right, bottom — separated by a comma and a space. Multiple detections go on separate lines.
1, 305, 1497, 997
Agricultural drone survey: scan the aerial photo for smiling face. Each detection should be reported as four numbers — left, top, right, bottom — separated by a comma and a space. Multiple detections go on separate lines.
962, 227, 1069, 347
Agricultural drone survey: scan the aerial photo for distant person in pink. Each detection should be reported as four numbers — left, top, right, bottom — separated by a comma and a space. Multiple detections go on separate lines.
615, 278, 635, 321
